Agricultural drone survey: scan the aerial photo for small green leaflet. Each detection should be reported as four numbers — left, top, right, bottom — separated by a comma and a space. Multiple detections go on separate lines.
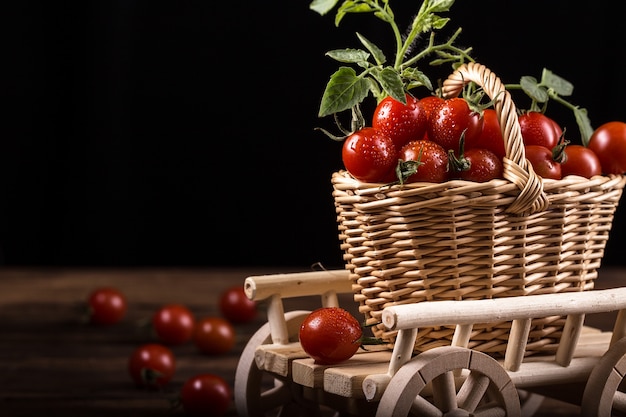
356, 32, 386, 66
326, 49, 371, 64
541, 68, 574, 96
309, 0, 340, 16
318, 67, 371, 117
520, 76, 549, 103
377, 67, 405, 103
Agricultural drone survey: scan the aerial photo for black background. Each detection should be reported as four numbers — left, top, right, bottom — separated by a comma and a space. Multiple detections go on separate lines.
2, 1, 625, 268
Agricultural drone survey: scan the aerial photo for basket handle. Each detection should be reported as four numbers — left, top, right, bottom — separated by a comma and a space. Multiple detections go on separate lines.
441, 62, 549, 214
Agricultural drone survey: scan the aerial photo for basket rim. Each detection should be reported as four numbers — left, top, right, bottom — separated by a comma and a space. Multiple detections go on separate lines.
441, 62, 548, 215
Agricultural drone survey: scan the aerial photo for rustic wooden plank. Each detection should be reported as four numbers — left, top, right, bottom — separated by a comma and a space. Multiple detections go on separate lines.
0, 267, 623, 416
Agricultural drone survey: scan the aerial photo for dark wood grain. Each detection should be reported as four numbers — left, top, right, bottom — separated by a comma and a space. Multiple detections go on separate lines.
0, 267, 624, 416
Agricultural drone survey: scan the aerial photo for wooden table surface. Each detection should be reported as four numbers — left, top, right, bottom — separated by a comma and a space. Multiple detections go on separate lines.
1, 266, 624, 416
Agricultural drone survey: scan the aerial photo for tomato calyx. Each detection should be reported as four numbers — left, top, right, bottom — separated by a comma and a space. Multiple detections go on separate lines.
140, 367, 164, 386
447, 134, 472, 173
550, 130, 569, 164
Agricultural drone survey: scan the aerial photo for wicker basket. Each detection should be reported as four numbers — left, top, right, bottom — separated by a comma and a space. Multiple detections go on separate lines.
332, 62, 626, 356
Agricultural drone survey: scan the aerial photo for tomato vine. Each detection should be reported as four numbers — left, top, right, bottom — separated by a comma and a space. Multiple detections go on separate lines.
310, 0, 474, 120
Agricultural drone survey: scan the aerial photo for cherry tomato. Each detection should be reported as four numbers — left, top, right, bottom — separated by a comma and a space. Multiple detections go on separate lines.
427, 97, 482, 152
397, 139, 449, 183
219, 286, 257, 324
519, 111, 561, 149
372, 94, 427, 149
587, 121, 626, 175
465, 109, 506, 159
342, 127, 397, 183
180, 373, 232, 417
87, 287, 127, 325
561, 145, 602, 179
299, 307, 363, 365
193, 317, 236, 355
524, 145, 562, 180
152, 304, 196, 345
450, 148, 503, 182
417, 95, 444, 122
128, 343, 175, 389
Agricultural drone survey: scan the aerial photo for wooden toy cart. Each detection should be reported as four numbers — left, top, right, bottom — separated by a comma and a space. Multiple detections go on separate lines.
234, 269, 626, 417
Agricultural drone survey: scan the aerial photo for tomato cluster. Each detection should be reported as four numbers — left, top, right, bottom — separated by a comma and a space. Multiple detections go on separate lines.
85, 282, 258, 416
344, 94, 504, 184
342, 94, 626, 183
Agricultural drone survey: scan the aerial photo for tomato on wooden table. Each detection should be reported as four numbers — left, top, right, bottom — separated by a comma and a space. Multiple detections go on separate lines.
180, 373, 232, 417
561, 144, 602, 178
152, 304, 196, 345
87, 287, 127, 325
127, 343, 175, 389
219, 286, 257, 324
299, 307, 363, 365
342, 127, 397, 183
372, 93, 427, 149
193, 317, 236, 355
587, 121, 626, 175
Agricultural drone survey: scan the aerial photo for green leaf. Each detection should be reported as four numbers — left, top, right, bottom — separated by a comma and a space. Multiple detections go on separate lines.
376, 67, 405, 103
356, 32, 386, 65
402, 67, 433, 91
429, 15, 450, 31
336, 1, 375, 25
309, 0, 341, 16
429, 0, 456, 13
326, 48, 371, 64
574, 107, 594, 146
318, 67, 371, 117
520, 75, 549, 103
541, 68, 574, 96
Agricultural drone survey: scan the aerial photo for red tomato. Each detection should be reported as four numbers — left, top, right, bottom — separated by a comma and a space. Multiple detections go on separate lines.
587, 121, 626, 175
299, 307, 362, 365
427, 97, 482, 152
465, 109, 506, 159
127, 343, 175, 389
450, 148, 503, 182
397, 139, 449, 183
193, 317, 236, 355
561, 145, 602, 178
524, 145, 562, 180
152, 304, 196, 345
342, 127, 397, 183
372, 94, 427, 149
180, 374, 232, 417
87, 287, 127, 325
519, 111, 561, 149
417, 95, 444, 121
219, 286, 257, 324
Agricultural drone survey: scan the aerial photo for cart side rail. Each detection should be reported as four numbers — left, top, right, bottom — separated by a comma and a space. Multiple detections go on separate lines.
382, 287, 626, 331
361, 287, 626, 402
243, 269, 352, 345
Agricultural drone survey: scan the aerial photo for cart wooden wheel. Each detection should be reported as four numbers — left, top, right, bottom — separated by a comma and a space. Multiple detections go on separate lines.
235, 310, 338, 417
581, 337, 626, 417
375, 346, 520, 417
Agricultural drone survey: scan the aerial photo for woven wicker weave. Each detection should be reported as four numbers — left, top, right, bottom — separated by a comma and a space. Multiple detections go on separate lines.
332, 62, 626, 356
